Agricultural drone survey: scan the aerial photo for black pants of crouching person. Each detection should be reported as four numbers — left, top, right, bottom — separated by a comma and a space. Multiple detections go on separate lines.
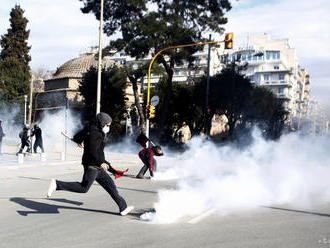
137, 155, 157, 178
56, 166, 127, 212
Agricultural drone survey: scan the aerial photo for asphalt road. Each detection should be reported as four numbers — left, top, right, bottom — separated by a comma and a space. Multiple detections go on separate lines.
1, 152, 330, 248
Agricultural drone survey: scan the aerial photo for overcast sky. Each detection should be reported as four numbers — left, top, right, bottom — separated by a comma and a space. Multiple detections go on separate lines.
1, 0, 329, 114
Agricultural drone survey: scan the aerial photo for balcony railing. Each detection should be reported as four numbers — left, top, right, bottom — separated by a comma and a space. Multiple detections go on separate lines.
277, 93, 291, 100
262, 79, 293, 87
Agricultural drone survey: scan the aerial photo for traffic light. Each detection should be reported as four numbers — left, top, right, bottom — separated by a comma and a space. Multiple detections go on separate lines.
146, 105, 156, 119
224, 32, 234, 49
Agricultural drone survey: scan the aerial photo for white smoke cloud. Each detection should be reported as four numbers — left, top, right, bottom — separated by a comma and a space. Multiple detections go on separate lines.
0, 105, 23, 147
0, 104, 82, 154
34, 109, 82, 152
142, 128, 330, 224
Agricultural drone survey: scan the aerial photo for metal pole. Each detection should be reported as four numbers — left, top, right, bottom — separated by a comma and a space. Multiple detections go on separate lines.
96, 0, 104, 114
204, 34, 212, 135
64, 99, 68, 160
28, 77, 33, 126
28, 76, 33, 153
24, 95, 27, 125
146, 119, 150, 146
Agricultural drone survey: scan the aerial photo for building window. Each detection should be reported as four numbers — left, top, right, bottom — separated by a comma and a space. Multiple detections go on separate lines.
276, 51, 280, 59
264, 74, 270, 81
242, 54, 246, 60
272, 52, 277, 60
278, 88, 284, 94
266, 51, 280, 60
279, 73, 285, 80
274, 65, 279, 70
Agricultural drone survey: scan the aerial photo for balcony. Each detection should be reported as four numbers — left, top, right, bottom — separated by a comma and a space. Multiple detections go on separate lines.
262, 80, 293, 87
255, 68, 291, 74
276, 93, 291, 100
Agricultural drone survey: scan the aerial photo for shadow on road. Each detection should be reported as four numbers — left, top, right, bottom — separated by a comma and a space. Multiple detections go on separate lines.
263, 206, 330, 217
122, 173, 138, 179
47, 198, 84, 206
10, 197, 119, 216
117, 187, 158, 194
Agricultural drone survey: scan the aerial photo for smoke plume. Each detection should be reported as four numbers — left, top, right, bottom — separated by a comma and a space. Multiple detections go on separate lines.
142, 128, 330, 224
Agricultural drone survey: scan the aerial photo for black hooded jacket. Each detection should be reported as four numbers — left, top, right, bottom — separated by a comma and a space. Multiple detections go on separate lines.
72, 113, 112, 168
31, 126, 42, 141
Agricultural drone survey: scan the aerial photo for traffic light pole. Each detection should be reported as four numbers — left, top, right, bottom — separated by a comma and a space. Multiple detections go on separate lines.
146, 35, 232, 140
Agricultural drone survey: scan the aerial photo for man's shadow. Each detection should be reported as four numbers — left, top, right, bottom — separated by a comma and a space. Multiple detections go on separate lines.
10, 197, 118, 216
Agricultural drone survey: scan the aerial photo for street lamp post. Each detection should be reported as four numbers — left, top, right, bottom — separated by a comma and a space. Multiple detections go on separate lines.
24, 95, 27, 125
28, 76, 33, 127
96, 0, 104, 114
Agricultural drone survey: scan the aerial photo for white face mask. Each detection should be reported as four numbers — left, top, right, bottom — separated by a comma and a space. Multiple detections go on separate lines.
102, 126, 110, 133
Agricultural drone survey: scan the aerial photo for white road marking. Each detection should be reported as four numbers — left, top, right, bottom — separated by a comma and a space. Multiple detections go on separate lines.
188, 208, 217, 224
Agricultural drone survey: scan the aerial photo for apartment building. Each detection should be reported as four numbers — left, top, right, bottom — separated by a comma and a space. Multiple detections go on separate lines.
108, 45, 225, 89
229, 34, 311, 128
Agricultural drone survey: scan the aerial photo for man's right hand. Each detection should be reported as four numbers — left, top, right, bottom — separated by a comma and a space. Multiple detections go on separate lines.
100, 163, 109, 171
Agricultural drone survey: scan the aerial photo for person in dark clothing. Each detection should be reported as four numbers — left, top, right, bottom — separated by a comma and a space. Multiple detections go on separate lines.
17, 125, 31, 154
136, 133, 163, 179
47, 112, 134, 216
0, 120, 5, 154
31, 124, 44, 153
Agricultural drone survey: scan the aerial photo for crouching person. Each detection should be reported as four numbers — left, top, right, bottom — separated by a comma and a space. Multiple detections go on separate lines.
136, 133, 163, 179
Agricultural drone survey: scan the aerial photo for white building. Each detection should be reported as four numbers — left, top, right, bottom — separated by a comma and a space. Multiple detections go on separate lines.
108, 44, 225, 89
229, 34, 311, 128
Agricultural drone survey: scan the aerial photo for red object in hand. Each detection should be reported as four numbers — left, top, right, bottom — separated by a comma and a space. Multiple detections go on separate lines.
114, 168, 129, 179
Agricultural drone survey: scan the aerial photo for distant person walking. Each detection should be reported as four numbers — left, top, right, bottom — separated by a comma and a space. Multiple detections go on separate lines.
47, 112, 134, 216
17, 125, 31, 154
31, 124, 44, 153
0, 120, 5, 155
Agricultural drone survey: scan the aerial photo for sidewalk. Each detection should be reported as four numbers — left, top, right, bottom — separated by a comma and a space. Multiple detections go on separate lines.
0, 149, 81, 167
0, 144, 140, 169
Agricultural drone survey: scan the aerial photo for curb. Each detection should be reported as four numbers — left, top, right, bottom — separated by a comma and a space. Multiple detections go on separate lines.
0, 160, 81, 170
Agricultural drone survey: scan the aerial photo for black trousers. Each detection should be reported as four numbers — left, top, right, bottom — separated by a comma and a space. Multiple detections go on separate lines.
137, 156, 157, 177
19, 140, 30, 153
56, 166, 127, 212
33, 139, 44, 153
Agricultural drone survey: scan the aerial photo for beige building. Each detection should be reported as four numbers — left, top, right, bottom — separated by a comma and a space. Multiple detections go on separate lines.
35, 50, 139, 114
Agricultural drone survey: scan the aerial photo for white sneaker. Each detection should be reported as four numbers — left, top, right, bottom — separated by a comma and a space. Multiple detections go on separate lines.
47, 179, 57, 198
120, 206, 134, 216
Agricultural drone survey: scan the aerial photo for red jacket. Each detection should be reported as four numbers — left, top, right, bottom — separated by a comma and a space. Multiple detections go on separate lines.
139, 146, 155, 171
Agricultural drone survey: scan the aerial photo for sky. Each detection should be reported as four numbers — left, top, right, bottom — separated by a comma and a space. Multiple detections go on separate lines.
0, 0, 329, 114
